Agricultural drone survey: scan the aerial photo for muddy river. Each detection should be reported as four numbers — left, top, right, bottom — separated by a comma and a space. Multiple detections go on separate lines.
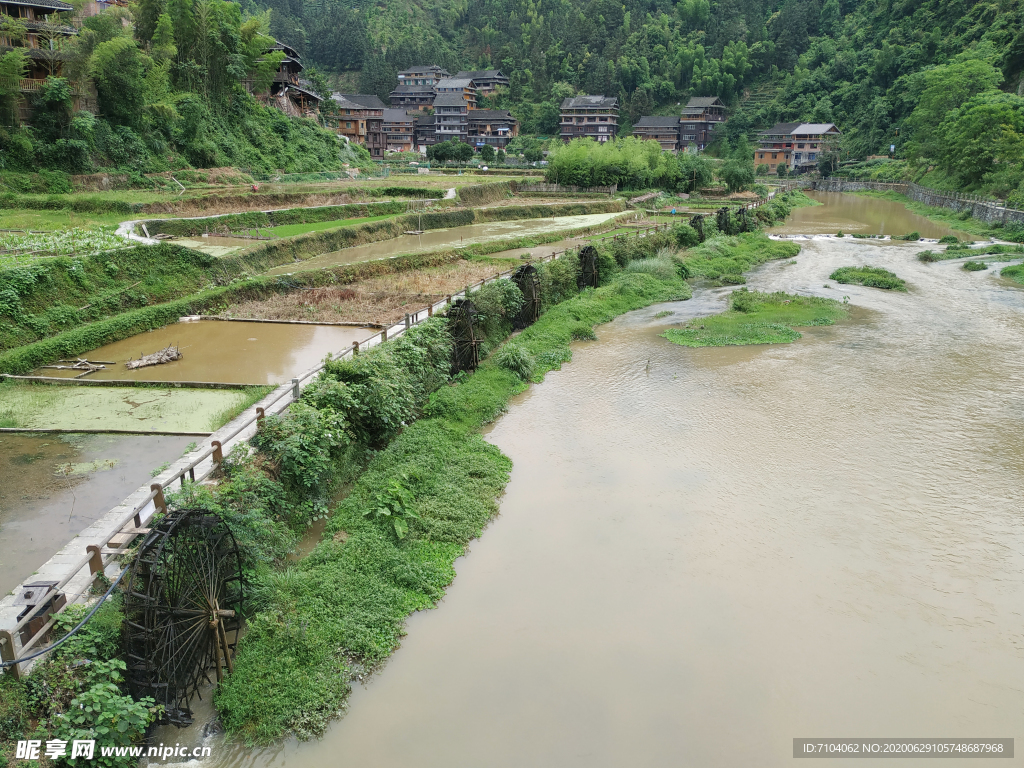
31, 321, 377, 384
156, 195, 1024, 766
265, 212, 624, 275
0, 432, 194, 595
770, 190, 981, 239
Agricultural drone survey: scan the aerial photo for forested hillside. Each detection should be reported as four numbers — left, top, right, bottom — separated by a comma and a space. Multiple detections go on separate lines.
275, 0, 1024, 195
0, 1, 343, 174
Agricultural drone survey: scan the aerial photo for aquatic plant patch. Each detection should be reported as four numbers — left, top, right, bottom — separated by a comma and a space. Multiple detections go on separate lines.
829, 266, 908, 291
0, 228, 126, 267
999, 264, 1024, 284
0, 383, 270, 433
662, 289, 847, 348
962, 261, 988, 271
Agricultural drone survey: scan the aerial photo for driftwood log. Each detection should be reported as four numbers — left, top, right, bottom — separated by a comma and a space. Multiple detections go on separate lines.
126, 345, 182, 370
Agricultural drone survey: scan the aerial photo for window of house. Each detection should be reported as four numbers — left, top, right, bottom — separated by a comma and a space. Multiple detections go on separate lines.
587, 117, 596, 122
809, 153, 816, 160
797, 143, 804, 148
758, 153, 764, 159
772, 153, 777, 159
794, 153, 802, 160
810, 143, 818, 149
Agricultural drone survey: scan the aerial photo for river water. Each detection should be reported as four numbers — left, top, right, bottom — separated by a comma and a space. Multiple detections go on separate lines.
156, 194, 1024, 766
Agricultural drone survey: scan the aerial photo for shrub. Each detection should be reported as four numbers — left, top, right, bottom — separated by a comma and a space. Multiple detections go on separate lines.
962, 260, 987, 271
568, 322, 597, 340
829, 266, 908, 291
917, 250, 939, 262
493, 343, 535, 380
895, 231, 920, 240
938, 235, 960, 244
623, 257, 679, 282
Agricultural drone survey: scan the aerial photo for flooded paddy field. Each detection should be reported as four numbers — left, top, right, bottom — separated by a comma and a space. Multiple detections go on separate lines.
0, 383, 260, 433
266, 212, 624, 275
770, 190, 980, 240
173, 195, 1024, 767
30, 320, 378, 384
0, 432, 195, 595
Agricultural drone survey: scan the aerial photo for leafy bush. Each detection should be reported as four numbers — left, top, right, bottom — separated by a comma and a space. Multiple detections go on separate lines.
493, 342, 535, 380
962, 260, 987, 271
938, 235, 960, 244
623, 257, 679, 282
895, 231, 920, 241
829, 266, 908, 291
917, 250, 939, 262
471, 279, 525, 354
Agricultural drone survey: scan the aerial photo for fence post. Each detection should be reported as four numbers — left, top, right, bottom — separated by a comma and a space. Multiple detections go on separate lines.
381, 327, 387, 342
151, 483, 167, 515
86, 544, 104, 575
427, 304, 433, 317
291, 378, 300, 398
211, 440, 223, 465
0, 630, 18, 680
256, 406, 265, 426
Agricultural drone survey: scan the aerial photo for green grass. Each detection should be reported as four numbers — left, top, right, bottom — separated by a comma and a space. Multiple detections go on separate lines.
676, 233, 801, 280
662, 289, 848, 347
1000, 264, 1024, 284
962, 261, 988, 272
207, 386, 275, 431
829, 266, 908, 291
264, 214, 400, 239
918, 243, 1024, 262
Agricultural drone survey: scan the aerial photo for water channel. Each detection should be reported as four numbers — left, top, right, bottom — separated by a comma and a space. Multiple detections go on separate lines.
265, 212, 625, 275
0, 432, 195, 595
30, 321, 378, 384
149, 191, 1024, 765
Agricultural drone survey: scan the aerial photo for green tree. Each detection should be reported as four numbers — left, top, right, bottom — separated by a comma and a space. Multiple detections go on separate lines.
0, 49, 28, 129
90, 37, 152, 129
937, 91, 1024, 185
479, 143, 495, 162
720, 155, 755, 193
904, 55, 1002, 162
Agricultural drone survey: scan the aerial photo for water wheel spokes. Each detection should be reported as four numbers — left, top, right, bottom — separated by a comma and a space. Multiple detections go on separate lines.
449, 298, 480, 375
690, 213, 705, 242
577, 245, 599, 290
716, 206, 731, 236
511, 264, 541, 330
124, 508, 244, 727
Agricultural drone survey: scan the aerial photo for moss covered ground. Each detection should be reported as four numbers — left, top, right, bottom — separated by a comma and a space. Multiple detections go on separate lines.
662, 289, 847, 347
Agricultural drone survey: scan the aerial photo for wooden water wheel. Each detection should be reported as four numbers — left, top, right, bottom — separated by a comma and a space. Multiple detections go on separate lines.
124, 508, 244, 727
449, 298, 480, 375
690, 214, 705, 242
577, 245, 599, 290
511, 264, 541, 330
716, 206, 732, 235
738, 207, 750, 233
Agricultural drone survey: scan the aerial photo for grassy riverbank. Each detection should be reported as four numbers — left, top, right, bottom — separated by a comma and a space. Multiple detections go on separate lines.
663, 289, 848, 347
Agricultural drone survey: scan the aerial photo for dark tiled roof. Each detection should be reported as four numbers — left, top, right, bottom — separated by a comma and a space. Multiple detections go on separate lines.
455, 69, 504, 80
685, 96, 724, 108
2, 0, 74, 9
468, 109, 515, 120
390, 84, 435, 94
415, 115, 436, 127
333, 93, 386, 110
383, 108, 414, 122
760, 122, 802, 135
433, 93, 468, 108
398, 65, 449, 76
561, 95, 618, 110
634, 116, 681, 128
436, 78, 474, 89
